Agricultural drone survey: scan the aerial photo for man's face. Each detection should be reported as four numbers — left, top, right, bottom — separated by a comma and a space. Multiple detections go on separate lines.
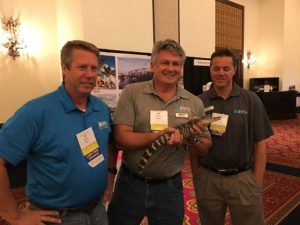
63, 49, 99, 98
210, 56, 236, 89
151, 50, 183, 87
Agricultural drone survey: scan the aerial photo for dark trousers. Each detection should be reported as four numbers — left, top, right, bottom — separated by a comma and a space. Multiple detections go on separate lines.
107, 166, 184, 225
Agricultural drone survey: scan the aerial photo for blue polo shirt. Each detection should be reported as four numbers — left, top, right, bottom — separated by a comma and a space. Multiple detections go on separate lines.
0, 85, 112, 208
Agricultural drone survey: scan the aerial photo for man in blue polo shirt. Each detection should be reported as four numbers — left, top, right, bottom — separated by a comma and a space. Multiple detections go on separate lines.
0, 40, 117, 225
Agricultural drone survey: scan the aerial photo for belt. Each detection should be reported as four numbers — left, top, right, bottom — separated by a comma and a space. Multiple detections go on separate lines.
121, 164, 180, 184
30, 199, 99, 215
202, 165, 250, 176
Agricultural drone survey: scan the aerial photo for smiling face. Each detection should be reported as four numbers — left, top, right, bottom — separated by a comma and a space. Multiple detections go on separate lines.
210, 56, 236, 89
151, 50, 183, 87
62, 48, 99, 99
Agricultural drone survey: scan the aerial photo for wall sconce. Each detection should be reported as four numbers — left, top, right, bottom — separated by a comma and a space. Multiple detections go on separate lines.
246, 51, 256, 69
1, 16, 26, 60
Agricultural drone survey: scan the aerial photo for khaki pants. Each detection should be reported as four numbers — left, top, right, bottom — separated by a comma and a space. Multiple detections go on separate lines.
193, 166, 264, 225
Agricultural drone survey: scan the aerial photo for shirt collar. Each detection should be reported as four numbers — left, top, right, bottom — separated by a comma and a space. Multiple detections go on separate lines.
208, 82, 241, 99
144, 80, 189, 100
57, 84, 101, 113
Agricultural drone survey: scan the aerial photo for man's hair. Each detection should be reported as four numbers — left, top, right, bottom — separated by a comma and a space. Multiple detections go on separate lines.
151, 39, 186, 64
210, 48, 237, 67
60, 40, 100, 69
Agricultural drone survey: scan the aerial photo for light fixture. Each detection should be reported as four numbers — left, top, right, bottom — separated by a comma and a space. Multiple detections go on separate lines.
246, 51, 256, 69
1, 16, 26, 60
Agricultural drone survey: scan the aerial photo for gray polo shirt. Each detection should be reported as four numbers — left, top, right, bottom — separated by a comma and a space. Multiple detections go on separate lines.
199, 83, 274, 169
114, 80, 209, 178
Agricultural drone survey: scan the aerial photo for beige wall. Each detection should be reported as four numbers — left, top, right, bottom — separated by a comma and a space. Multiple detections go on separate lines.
82, 0, 153, 52
256, 0, 284, 89
0, 0, 299, 122
282, 0, 300, 91
0, 0, 61, 122
56, 0, 84, 48
180, 0, 215, 58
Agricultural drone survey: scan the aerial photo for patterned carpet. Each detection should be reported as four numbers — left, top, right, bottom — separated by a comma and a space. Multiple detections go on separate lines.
1, 115, 299, 225
266, 114, 300, 169
2, 166, 299, 225
182, 159, 300, 225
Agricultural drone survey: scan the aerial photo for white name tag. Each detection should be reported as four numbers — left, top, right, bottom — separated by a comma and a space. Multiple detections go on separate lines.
76, 127, 104, 167
210, 113, 229, 136
150, 110, 168, 131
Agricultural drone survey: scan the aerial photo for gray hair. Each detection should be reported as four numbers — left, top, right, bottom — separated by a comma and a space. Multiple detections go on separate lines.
151, 39, 186, 64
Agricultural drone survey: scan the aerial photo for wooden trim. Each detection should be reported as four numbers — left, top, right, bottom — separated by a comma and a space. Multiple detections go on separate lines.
215, 0, 244, 87
152, 0, 180, 43
216, 0, 244, 10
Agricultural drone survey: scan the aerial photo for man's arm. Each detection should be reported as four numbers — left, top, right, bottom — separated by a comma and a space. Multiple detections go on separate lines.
0, 157, 61, 225
0, 157, 21, 223
253, 140, 267, 184
102, 143, 118, 205
114, 124, 180, 150
186, 121, 212, 156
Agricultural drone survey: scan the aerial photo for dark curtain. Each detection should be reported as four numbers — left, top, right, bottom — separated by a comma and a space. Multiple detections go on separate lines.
183, 56, 211, 96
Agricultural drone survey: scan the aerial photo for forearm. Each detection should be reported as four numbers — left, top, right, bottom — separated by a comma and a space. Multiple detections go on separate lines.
253, 140, 267, 183
107, 143, 118, 184
108, 143, 118, 169
114, 125, 160, 150
0, 159, 21, 223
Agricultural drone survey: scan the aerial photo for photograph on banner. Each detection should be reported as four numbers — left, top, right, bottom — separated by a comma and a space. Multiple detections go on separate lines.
92, 50, 151, 116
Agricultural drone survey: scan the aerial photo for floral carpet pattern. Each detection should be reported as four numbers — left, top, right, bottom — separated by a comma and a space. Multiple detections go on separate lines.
182, 160, 300, 225
2, 115, 300, 225
266, 114, 300, 169
2, 167, 299, 225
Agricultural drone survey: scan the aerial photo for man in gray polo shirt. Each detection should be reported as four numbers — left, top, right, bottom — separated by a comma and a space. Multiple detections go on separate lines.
191, 48, 274, 225
107, 39, 212, 225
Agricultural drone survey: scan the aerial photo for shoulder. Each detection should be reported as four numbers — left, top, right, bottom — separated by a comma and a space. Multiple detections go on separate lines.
90, 95, 110, 111
121, 81, 152, 98
4, 91, 57, 129
179, 88, 202, 103
238, 88, 261, 102
125, 80, 149, 90
25, 89, 58, 110
199, 90, 209, 99
179, 88, 205, 113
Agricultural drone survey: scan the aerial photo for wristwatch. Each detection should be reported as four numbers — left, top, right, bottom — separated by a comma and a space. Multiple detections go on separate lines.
108, 167, 118, 175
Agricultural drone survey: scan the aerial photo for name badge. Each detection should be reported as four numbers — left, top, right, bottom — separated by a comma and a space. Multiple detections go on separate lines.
150, 110, 168, 131
175, 113, 188, 118
204, 105, 214, 112
210, 113, 229, 136
76, 127, 104, 168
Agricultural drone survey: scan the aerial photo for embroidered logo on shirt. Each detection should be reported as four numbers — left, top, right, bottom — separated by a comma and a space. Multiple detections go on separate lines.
175, 104, 191, 112
98, 121, 109, 129
233, 109, 248, 115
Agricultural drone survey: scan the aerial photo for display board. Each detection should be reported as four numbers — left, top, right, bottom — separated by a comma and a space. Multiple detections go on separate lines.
92, 49, 152, 114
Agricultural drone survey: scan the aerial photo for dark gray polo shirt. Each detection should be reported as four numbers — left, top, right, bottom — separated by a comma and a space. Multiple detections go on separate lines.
199, 83, 274, 169
114, 80, 210, 178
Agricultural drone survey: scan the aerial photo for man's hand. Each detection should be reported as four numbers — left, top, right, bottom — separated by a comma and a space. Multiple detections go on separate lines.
102, 182, 114, 206
158, 128, 182, 146
8, 208, 61, 225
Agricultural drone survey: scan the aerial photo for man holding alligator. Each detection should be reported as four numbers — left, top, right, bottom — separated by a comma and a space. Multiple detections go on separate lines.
107, 39, 212, 225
